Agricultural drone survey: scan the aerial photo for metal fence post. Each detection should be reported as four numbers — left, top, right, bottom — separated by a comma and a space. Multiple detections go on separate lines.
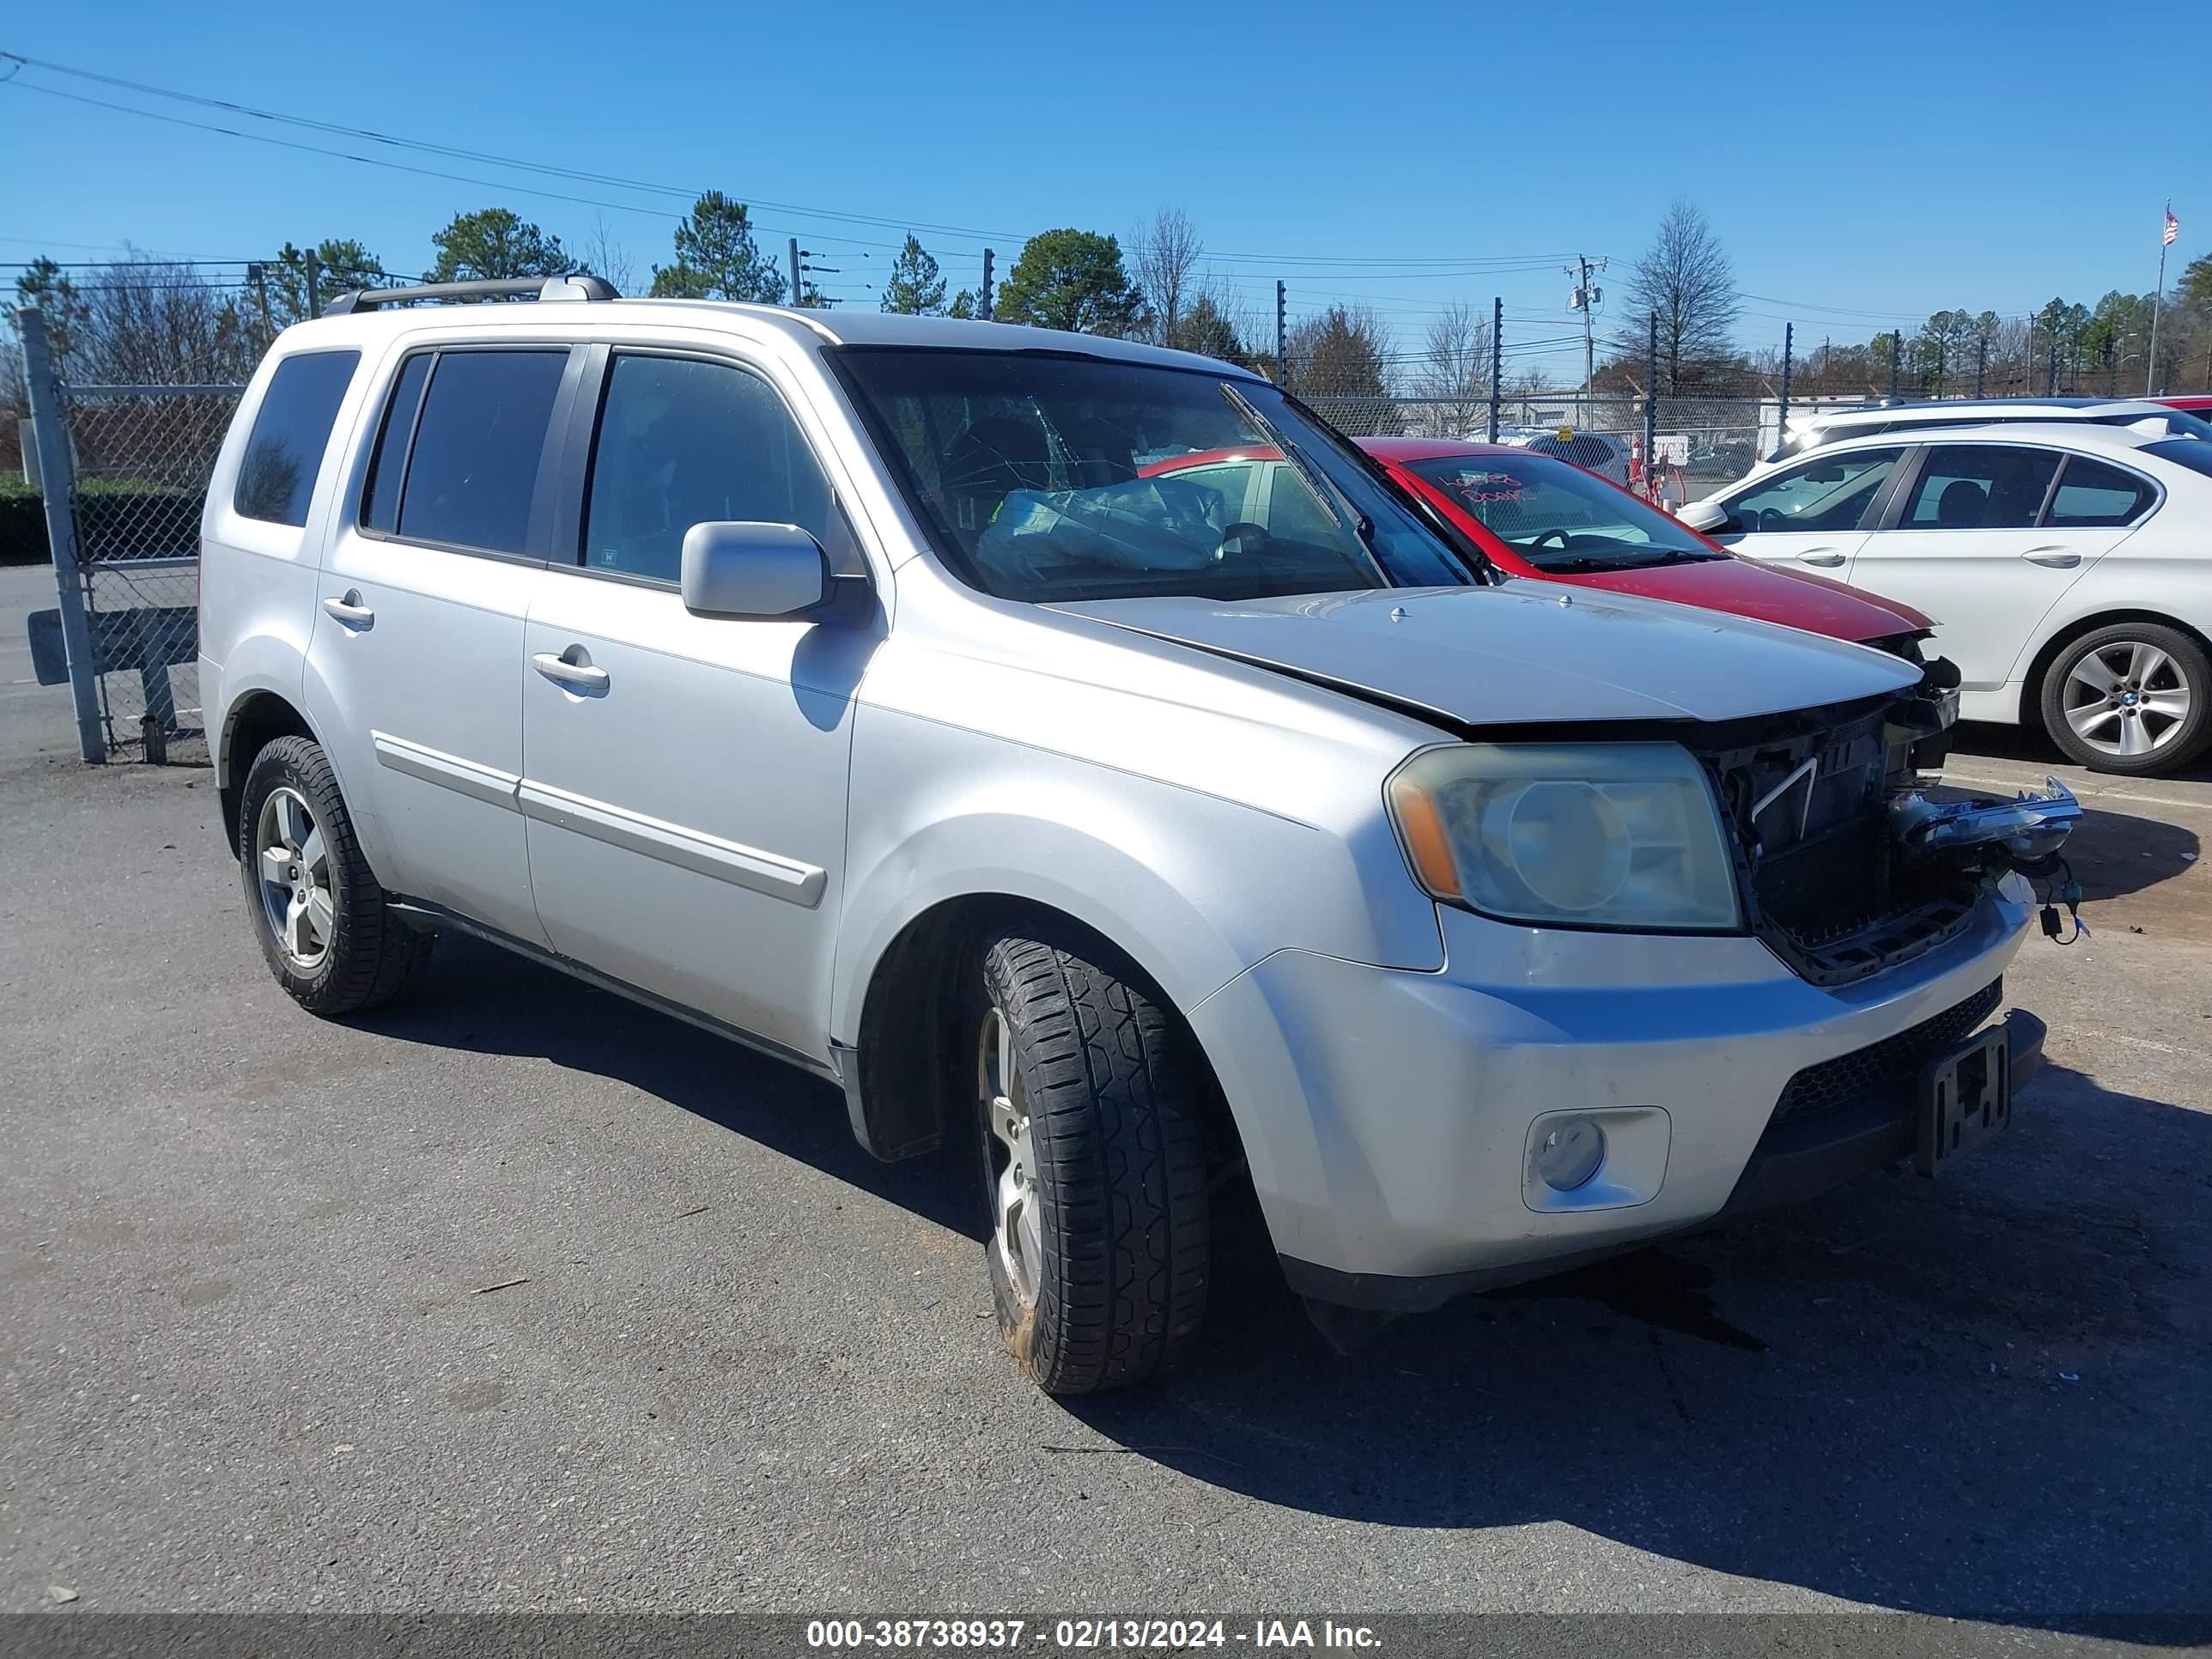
1888, 330, 1901, 401
1975, 333, 1987, 398
1643, 313, 1658, 482
1486, 297, 1503, 442
17, 307, 106, 763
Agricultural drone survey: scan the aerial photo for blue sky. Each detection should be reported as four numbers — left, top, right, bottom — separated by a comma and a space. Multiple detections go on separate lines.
5, 0, 2208, 380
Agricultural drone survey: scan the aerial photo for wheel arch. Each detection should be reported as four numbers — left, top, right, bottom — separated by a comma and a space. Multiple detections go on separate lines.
842, 888, 1243, 1181
2019, 608, 2212, 730
216, 689, 317, 856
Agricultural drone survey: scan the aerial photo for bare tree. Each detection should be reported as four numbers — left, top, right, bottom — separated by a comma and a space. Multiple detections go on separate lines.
1414, 300, 1492, 437
69, 254, 256, 385
1133, 208, 1203, 348
577, 218, 637, 296
1625, 198, 1740, 392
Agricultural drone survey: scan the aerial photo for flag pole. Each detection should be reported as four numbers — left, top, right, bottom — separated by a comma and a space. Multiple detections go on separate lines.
2147, 203, 2173, 396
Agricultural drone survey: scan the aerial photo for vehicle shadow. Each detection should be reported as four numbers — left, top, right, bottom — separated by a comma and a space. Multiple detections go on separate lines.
351, 932, 984, 1239
1065, 1061, 2212, 1637
1956, 720, 2212, 787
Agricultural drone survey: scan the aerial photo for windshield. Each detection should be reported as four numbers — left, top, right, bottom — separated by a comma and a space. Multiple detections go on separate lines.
833, 347, 1470, 601
1403, 450, 1724, 571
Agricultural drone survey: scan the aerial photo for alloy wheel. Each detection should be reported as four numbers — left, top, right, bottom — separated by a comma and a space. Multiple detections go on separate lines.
978, 1004, 1043, 1310
2060, 639, 2195, 761
254, 784, 336, 972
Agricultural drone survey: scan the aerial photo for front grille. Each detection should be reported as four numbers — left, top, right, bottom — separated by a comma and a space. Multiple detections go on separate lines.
1771, 978, 2002, 1126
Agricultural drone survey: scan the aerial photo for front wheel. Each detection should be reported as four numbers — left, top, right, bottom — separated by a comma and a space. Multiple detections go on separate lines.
2040, 623, 2210, 775
975, 928, 1211, 1394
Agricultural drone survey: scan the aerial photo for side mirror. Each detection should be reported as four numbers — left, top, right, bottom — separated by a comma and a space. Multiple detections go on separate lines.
1676, 498, 1730, 533
680, 521, 832, 620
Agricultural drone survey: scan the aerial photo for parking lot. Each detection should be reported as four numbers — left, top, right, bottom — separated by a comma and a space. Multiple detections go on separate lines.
3, 559, 2207, 1635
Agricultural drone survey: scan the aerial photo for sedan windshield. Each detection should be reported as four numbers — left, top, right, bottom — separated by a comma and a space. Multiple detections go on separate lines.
833, 347, 1471, 601
1403, 451, 1725, 572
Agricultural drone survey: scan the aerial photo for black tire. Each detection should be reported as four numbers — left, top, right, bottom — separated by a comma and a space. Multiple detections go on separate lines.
237, 735, 434, 1016
2039, 623, 2212, 776
975, 928, 1210, 1394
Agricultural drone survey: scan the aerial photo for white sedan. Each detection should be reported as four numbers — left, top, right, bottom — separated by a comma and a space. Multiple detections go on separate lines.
1681, 422, 2212, 775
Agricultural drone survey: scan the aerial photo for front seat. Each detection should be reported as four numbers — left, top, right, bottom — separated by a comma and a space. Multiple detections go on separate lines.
1936, 479, 1987, 529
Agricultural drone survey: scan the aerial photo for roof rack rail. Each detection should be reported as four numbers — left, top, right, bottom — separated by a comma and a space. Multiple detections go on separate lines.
324, 274, 618, 316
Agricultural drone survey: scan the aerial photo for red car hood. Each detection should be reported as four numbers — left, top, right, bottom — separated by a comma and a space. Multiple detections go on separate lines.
1573, 556, 1929, 642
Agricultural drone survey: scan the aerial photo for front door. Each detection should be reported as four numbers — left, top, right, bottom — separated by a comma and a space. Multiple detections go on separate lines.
520, 349, 872, 1059
307, 343, 579, 945
1711, 444, 1905, 575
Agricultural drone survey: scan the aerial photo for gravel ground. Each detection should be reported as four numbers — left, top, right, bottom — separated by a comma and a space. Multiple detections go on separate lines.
3, 562, 2207, 1644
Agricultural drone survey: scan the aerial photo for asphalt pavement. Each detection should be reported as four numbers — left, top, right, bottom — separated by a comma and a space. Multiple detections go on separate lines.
3, 562, 2208, 1643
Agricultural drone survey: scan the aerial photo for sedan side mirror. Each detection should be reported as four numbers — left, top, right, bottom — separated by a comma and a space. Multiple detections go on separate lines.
680, 521, 832, 620
1675, 499, 1732, 534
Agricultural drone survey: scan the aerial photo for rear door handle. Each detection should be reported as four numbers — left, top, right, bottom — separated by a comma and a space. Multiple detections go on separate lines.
321, 591, 374, 628
2022, 548, 2081, 568
533, 650, 611, 694
1796, 550, 1845, 568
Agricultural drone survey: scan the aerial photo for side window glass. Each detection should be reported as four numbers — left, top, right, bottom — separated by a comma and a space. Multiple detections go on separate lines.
1729, 447, 1902, 533
1901, 445, 2061, 531
394, 349, 568, 555
2045, 457, 2154, 527
361, 353, 432, 534
1265, 463, 1339, 544
233, 349, 361, 526
583, 354, 852, 584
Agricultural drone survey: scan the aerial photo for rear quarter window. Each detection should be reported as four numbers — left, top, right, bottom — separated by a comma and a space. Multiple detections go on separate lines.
233, 350, 361, 526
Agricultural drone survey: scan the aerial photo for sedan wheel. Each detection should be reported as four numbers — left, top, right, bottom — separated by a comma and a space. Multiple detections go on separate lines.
977, 1003, 1045, 1312
2042, 623, 2212, 775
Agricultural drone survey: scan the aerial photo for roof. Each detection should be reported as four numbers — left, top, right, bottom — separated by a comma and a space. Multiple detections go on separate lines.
1802, 419, 2168, 455
283, 293, 1261, 377
1808, 396, 2174, 424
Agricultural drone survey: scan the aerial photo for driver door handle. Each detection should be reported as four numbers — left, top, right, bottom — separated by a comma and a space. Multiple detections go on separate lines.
2022, 547, 2081, 568
533, 650, 611, 694
1796, 549, 1845, 568
321, 591, 374, 628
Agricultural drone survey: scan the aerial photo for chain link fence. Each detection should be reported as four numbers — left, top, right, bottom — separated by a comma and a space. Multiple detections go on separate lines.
21, 302, 238, 764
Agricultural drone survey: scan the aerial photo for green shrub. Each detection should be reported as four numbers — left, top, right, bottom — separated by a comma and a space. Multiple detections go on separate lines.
0, 479, 211, 564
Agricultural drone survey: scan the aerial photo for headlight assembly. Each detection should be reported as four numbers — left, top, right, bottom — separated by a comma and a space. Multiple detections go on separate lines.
1386, 743, 1741, 931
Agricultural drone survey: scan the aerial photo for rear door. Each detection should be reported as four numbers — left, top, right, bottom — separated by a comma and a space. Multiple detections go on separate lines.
1843, 443, 2144, 694
1709, 445, 1905, 574
306, 342, 584, 943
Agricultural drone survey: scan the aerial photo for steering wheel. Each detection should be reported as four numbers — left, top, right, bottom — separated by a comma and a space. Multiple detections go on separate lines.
1216, 521, 1269, 562
1758, 507, 1791, 533
1528, 528, 1571, 554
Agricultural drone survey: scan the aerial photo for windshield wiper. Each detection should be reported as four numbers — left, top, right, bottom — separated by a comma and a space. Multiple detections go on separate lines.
1539, 547, 1725, 573
1218, 383, 1389, 582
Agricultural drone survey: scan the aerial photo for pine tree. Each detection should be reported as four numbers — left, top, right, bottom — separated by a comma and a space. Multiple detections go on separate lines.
881, 235, 948, 315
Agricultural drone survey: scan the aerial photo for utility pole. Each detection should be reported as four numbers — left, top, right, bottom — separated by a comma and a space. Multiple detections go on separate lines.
1887, 329, 1900, 401
789, 239, 802, 307
1565, 255, 1607, 422
1487, 296, 1503, 441
1274, 281, 1288, 386
248, 262, 270, 353
305, 247, 321, 319
1777, 323, 1793, 455
980, 249, 994, 321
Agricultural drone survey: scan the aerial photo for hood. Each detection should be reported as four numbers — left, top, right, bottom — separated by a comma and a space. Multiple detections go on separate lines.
1564, 556, 1930, 641
1050, 583, 1921, 728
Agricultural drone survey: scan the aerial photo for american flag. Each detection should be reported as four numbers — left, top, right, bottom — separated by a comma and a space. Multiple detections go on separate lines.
2165, 206, 2180, 247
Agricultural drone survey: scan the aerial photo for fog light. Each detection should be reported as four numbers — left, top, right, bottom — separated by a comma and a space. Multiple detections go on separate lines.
1534, 1116, 1607, 1191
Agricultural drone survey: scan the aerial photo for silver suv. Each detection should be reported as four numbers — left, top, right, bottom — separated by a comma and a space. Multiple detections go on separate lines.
199, 279, 2059, 1391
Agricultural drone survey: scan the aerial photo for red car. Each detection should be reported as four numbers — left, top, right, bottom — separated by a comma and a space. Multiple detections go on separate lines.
1353, 436, 1929, 648
2155, 394, 2212, 417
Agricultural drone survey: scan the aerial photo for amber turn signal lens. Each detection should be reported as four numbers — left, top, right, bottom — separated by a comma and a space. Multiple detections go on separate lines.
1388, 774, 1462, 900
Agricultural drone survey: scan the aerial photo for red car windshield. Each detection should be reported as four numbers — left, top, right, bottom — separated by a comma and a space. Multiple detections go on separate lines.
1402, 452, 1723, 573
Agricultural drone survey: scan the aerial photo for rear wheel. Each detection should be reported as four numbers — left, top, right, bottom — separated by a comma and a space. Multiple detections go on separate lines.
239, 736, 433, 1015
975, 928, 1210, 1394
2040, 623, 2210, 775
